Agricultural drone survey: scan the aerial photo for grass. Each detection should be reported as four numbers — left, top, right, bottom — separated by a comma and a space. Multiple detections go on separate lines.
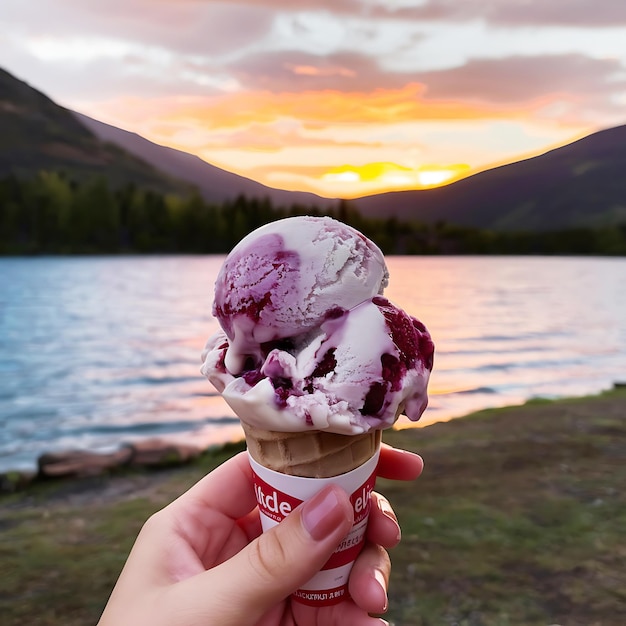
382, 388, 626, 625
1, 391, 625, 625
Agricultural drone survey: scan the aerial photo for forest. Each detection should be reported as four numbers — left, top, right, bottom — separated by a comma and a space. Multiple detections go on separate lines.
1, 171, 626, 255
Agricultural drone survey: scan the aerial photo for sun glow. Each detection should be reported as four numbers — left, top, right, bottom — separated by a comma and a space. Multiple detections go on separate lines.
322, 170, 361, 183
320, 162, 470, 196
416, 168, 457, 187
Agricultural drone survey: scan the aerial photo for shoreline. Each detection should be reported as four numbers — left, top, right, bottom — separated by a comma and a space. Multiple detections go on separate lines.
2, 387, 625, 625
2, 382, 625, 495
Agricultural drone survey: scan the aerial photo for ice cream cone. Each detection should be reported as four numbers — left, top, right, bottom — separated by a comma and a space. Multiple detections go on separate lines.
241, 422, 381, 478
201, 216, 434, 607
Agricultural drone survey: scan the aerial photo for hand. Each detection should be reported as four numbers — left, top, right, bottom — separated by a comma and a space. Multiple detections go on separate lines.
98, 443, 423, 626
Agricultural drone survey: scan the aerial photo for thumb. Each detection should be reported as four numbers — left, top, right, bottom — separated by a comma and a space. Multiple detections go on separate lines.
178, 484, 354, 625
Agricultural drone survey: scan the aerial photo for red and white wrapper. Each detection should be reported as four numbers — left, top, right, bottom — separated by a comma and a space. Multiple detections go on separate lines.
248, 448, 381, 607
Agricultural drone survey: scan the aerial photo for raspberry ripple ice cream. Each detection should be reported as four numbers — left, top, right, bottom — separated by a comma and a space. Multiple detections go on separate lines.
201, 216, 434, 606
201, 215, 434, 445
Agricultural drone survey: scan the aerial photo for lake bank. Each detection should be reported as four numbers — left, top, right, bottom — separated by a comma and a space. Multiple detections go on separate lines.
1, 388, 625, 625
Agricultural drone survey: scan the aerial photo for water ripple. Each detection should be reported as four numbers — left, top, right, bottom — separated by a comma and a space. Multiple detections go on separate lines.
1, 255, 626, 472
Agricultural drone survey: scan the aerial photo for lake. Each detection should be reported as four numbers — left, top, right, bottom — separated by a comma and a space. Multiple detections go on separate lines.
1, 255, 625, 473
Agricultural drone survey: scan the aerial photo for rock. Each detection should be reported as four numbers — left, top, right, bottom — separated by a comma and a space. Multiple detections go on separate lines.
23, 439, 205, 486
126, 439, 203, 467
37, 448, 133, 478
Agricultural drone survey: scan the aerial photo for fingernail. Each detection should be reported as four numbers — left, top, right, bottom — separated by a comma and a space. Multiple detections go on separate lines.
373, 569, 388, 612
379, 498, 401, 542
301, 486, 350, 541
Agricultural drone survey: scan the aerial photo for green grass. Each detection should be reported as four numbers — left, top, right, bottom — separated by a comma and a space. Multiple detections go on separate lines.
381, 388, 626, 625
0, 445, 244, 625
1, 392, 625, 625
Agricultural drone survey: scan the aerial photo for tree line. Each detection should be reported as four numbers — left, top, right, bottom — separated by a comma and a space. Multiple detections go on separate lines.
1, 171, 625, 255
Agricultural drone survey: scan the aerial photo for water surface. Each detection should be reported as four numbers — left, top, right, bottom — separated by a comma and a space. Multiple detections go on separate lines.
1, 255, 625, 472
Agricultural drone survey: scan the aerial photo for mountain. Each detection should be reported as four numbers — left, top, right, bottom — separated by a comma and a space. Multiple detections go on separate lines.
1, 66, 332, 209
3, 64, 625, 232
76, 113, 335, 208
0, 67, 192, 195
354, 125, 626, 231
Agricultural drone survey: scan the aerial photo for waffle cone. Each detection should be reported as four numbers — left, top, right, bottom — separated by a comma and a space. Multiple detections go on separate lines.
241, 422, 381, 478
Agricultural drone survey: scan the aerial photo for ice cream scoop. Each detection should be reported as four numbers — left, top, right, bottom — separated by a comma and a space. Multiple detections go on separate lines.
201, 215, 434, 436
211, 216, 389, 376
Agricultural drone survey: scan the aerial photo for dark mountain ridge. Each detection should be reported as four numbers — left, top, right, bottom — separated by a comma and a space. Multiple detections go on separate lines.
0, 66, 333, 208
0, 67, 190, 194
354, 125, 626, 231
76, 113, 334, 208
2, 65, 626, 232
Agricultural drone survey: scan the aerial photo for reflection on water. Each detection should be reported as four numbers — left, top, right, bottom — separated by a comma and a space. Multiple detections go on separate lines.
384, 256, 626, 428
1, 255, 625, 471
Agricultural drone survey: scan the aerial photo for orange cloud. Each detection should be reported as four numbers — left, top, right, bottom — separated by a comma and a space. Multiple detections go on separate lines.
86, 84, 595, 198
154, 83, 525, 132
91, 81, 589, 153
287, 64, 356, 78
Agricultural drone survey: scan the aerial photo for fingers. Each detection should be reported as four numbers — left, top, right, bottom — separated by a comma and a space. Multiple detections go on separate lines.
146, 445, 418, 626
348, 494, 397, 616
149, 453, 259, 578
367, 492, 401, 548
172, 484, 355, 626
236, 507, 262, 543
167, 443, 421, 524
377, 443, 423, 481
293, 596, 390, 625
348, 542, 390, 615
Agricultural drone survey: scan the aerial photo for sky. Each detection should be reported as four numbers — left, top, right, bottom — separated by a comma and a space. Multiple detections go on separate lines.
2, 0, 626, 199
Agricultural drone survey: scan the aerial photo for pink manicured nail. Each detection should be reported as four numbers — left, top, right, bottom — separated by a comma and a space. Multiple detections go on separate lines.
378, 498, 401, 542
301, 485, 349, 541
373, 570, 388, 612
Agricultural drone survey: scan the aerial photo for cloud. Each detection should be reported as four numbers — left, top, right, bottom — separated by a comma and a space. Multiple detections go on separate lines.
476, 0, 626, 28
421, 53, 626, 105
86, 51, 624, 159
146, 84, 520, 132
150, 51, 626, 133
7, 0, 626, 106
227, 0, 626, 28
4, 0, 275, 58
3, 0, 626, 198
225, 50, 401, 92
199, 124, 381, 152
364, 0, 626, 28
155, 117, 383, 153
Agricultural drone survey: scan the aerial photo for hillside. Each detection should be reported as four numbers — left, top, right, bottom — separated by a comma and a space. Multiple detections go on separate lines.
355, 124, 626, 231
0, 68, 190, 195
76, 113, 334, 208
3, 64, 626, 233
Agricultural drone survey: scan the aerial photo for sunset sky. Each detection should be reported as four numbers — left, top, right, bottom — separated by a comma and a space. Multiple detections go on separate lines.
3, 0, 626, 198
